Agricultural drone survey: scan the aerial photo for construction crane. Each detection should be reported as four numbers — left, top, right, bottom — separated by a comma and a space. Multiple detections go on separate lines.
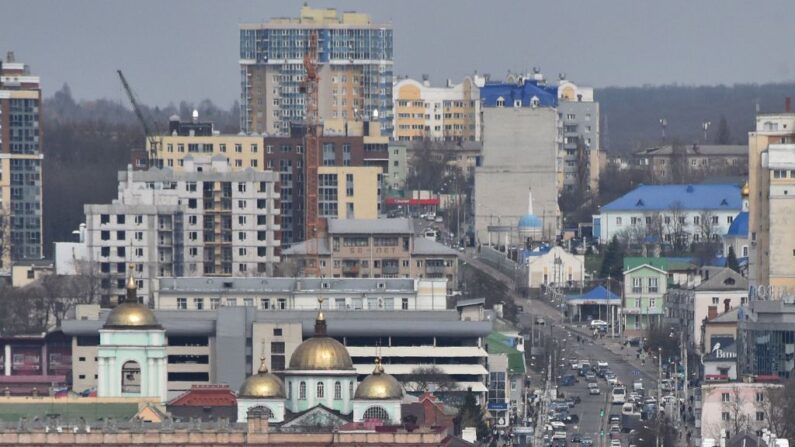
301, 30, 322, 276
117, 69, 161, 168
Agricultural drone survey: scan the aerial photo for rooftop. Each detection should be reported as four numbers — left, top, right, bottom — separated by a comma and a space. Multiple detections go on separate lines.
695, 268, 748, 291
634, 144, 747, 157
601, 184, 742, 212
328, 218, 413, 234
485, 332, 526, 374
158, 277, 418, 293
480, 77, 558, 108
727, 211, 749, 237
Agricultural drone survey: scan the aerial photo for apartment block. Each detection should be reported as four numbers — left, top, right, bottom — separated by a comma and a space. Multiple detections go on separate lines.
748, 110, 795, 297
282, 218, 459, 289
0, 52, 43, 267
240, 5, 393, 136
83, 156, 280, 305
557, 80, 600, 192
393, 76, 481, 142
318, 166, 382, 221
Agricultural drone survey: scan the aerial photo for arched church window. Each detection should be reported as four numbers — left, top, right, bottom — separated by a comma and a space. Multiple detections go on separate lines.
299, 381, 307, 400
317, 381, 325, 399
363, 406, 390, 422
349, 381, 354, 398
251, 405, 274, 420
334, 381, 342, 400
121, 361, 141, 393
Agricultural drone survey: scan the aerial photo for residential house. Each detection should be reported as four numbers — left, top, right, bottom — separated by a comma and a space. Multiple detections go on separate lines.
623, 258, 668, 336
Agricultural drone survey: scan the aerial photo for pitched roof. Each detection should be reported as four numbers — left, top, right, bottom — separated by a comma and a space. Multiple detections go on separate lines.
696, 268, 748, 291
709, 307, 740, 323
167, 385, 237, 407
328, 218, 414, 234
601, 184, 742, 212
566, 285, 619, 301
623, 256, 669, 271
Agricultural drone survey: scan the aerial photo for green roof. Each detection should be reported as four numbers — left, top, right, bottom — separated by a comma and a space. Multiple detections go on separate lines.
0, 401, 140, 423
623, 257, 669, 272
486, 332, 526, 374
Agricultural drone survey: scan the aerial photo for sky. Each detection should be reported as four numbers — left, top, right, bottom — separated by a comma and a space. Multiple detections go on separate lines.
2, 0, 794, 107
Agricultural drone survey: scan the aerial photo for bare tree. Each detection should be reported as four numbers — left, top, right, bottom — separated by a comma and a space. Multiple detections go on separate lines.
764, 380, 795, 441
663, 201, 689, 254
721, 385, 751, 437
402, 366, 458, 393
0, 207, 11, 271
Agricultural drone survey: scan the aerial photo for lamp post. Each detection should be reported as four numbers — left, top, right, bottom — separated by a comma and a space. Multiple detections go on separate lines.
657, 346, 662, 447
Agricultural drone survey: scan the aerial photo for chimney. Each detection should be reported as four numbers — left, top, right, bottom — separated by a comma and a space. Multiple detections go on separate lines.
708, 306, 718, 320
786, 97, 792, 113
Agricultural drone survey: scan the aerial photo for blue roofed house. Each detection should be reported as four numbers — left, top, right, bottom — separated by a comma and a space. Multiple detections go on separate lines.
594, 184, 742, 246
565, 285, 621, 324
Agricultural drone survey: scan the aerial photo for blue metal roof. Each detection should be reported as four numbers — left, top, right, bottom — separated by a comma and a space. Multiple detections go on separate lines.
726, 211, 748, 237
518, 214, 543, 229
480, 79, 558, 108
566, 285, 618, 301
601, 184, 742, 212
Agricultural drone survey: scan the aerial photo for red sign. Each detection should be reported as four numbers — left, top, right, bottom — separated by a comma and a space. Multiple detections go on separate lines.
385, 198, 440, 206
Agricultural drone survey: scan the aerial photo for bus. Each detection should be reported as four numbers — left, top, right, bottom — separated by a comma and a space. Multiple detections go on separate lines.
611, 386, 626, 405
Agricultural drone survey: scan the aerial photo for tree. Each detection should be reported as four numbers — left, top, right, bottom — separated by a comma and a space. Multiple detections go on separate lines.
764, 378, 795, 442
726, 246, 741, 273
715, 115, 731, 145
402, 366, 458, 393
0, 207, 10, 270
599, 235, 625, 280
645, 324, 679, 360
629, 415, 676, 447
663, 201, 689, 254
455, 389, 489, 442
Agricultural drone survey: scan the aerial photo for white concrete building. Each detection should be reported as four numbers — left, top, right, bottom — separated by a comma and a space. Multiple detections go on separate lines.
522, 245, 585, 288
83, 156, 280, 306
595, 184, 742, 245
154, 277, 449, 311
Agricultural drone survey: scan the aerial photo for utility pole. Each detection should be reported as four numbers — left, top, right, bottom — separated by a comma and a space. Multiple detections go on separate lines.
657, 346, 662, 447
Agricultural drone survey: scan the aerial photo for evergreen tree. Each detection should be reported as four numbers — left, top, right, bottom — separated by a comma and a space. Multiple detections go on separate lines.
456, 389, 489, 441
599, 235, 625, 280
727, 245, 741, 273
715, 115, 731, 144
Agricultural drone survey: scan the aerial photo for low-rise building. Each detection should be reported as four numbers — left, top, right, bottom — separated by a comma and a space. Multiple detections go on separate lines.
520, 245, 585, 289
632, 144, 748, 183
702, 307, 739, 355
154, 277, 448, 311
622, 258, 668, 336
282, 218, 459, 289
595, 184, 742, 245
666, 267, 747, 352
699, 382, 779, 442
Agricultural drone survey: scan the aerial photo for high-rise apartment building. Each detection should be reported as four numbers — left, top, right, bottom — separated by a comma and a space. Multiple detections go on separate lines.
240, 6, 393, 136
748, 108, 795, 297
557, 79, 600, 193
0, 52, 43, 267
84, 157, 280, 306
392, 76, 481, 142
474, 74, 561, 245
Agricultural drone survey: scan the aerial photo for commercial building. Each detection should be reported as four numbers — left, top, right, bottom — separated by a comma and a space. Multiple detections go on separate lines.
83, 157, 280, 305
239, 5, 393, 136
282, 218, 459, 288
737, 298, 795, 378
633, 144, 747, 182
63, 304, 490, 400
557, 79, 600, 192
154, 277, 449, 311
622, 258, 668, 336
393, 76, 481, 142
666, 267, 747, 352
474, 74, 561, 245
748, 109, 795, 297
594, 184, 742, 244
485, 332, 527, 427
0, 52, 43, 267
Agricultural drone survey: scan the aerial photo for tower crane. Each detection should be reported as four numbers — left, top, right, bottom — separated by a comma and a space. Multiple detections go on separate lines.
117, 69, 161, 168
301, 30, 323, 276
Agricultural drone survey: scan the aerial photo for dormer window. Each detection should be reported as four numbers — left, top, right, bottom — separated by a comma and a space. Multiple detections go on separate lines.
513, 99, 522, 108
531, 96, 540, 108
636, 199, 645, 207
496, 97, 505, 107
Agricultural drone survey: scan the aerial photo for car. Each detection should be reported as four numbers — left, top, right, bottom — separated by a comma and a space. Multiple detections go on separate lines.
609, 414, 621, 424
581, 436, 594, 446
585, 372, 597, 382
458, 245, 465, 252
570, 432, 583, 443
587, 382, 599, 389
606, 374, 618, 386
536, 317, 546, 325
434, 216, 443, 223
610, 440, 622, 447
589, 386, 601, 395
590, 319, 608, 328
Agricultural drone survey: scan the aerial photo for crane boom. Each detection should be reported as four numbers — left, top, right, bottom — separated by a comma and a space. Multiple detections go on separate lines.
301, 31, 322, 276
116, 69, 161, 165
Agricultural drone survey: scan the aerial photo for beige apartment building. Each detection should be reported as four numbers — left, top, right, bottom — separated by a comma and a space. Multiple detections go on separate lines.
282, 218, 458, 289
748, 110, 795, 298
318, 166, 382, 220
393, 76, 481, 142
149, 134, 264, 171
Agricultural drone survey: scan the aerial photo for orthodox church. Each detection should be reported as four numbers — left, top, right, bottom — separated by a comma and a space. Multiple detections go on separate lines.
98, 270, 405, 428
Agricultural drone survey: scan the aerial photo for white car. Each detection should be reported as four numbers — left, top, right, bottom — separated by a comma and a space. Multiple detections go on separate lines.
606, 375, 618, 386
610, 439, 622, 446
590, 319, 608, 328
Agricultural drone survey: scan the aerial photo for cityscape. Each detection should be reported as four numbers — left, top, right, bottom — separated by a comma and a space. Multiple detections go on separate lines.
2, 2, 795, 446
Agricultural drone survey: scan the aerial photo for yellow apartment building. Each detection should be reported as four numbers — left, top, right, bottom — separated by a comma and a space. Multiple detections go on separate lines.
393, 77, 481, 142
318, 166, 382, 220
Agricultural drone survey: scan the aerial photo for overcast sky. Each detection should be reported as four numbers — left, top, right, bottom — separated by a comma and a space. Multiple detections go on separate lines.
2, 0, 794, 107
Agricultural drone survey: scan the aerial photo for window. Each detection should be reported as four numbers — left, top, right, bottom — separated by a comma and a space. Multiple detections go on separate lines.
756, 411, 765, 421
694, 216, 700, 225
243, 298, 254, 307
721, 412, 730, 421
362, 406, 390, 422
649, 298, 656, 308
496, 97, 505, 107
210, 298, 220, 309
402, 298, 409, 310
616, 217, 622, 225
712, 216, 719, 224
261, 298, 271, 310
648, 277, 658, 293
273, 328, 282, 336
712, 297, 720, 305
756, 392, 764, 402
721, 393, 730, 402
632, 277, 642, 293
334, 381, 342, 400
177, 298, 187, 310
317, 382, 325, 399
299, 381, 307, 400
194, 298, 204, 310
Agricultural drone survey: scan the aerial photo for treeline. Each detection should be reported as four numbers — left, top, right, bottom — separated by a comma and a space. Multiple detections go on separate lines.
42, 84, 239, 256
598, 81, 795, 152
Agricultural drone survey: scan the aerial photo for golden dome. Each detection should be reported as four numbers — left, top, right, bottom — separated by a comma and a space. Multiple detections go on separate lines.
104, 302, 160, 328
239, 358, 286, 399
354, 359, 403, 400
288, 306, 353, 371
288, 336, 353, 370
742, 182, 750, 197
